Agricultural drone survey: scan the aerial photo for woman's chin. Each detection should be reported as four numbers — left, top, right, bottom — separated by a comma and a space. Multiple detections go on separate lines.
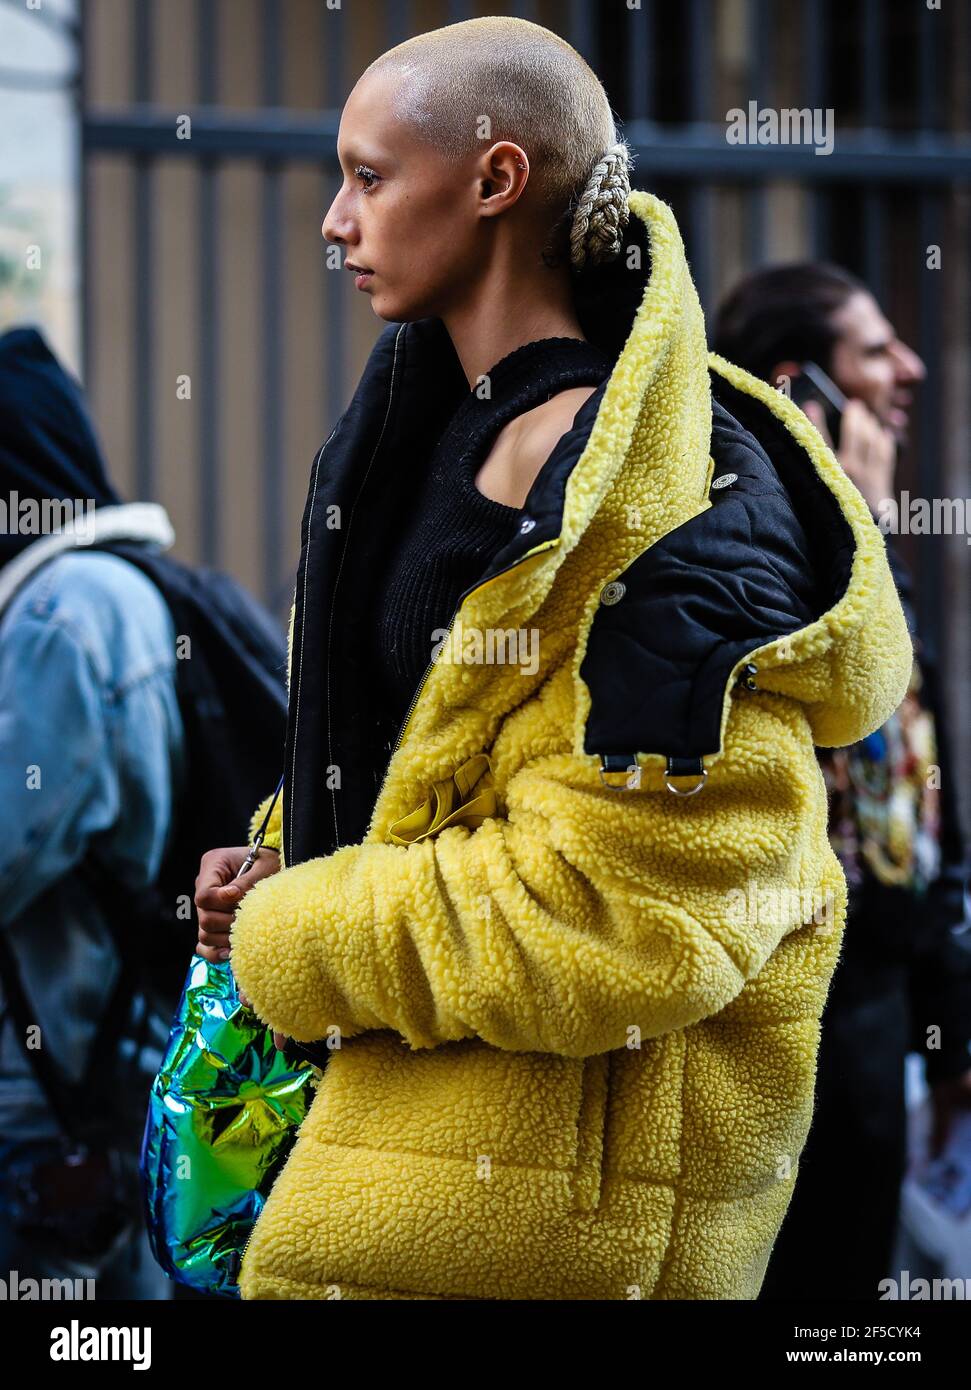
371, 298, 424, 325
367, 291, 394, 320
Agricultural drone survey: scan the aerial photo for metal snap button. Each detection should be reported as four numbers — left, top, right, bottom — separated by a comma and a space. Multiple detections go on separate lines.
737, 661, 759, 691
710, 472, 738, 490
519, 517, 536, 534
600, 580, 626, 606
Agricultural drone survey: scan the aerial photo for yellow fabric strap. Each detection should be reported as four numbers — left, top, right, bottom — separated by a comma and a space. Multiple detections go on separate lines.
388, 753, 498, 846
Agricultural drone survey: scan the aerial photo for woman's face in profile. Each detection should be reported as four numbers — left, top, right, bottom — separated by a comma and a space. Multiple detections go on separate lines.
321, 66, 528, 324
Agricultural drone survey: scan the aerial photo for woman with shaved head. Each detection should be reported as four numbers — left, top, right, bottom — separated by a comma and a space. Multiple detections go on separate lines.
193, 16, 913, 1300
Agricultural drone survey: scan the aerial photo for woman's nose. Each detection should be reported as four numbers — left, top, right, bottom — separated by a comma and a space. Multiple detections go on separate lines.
321, 208, 340, 244
321, 193, 351, 246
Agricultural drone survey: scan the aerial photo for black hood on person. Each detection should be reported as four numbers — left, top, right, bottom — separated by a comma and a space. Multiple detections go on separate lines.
0, 326, 121, 570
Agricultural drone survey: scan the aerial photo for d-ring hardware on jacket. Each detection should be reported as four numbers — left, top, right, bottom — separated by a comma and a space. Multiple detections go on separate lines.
598, 752, 709, 796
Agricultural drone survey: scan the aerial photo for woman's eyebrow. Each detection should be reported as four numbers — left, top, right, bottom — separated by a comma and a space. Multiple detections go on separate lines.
337, 143, 393, 169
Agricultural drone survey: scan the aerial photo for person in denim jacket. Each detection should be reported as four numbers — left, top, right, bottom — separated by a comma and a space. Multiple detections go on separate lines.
0, 327, 185, 1297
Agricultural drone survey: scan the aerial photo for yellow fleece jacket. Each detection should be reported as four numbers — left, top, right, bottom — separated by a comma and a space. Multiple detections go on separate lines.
231, 190, 913, 1300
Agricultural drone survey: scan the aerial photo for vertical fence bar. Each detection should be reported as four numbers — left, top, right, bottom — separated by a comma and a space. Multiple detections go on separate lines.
387, 0, 411, 51
687, 0, 713, 317
133, 0, 154, 502
746, 0, 769, 267
627, 0, 653, 124
198, 0, 219, 566
917, 0, 939, 133
861, 0, 885, 305
803, 0, 828, 257
917, 191, 944, 664
567, 0, 595, 65
916, 4, 943, 662
262, 0, 284, 609
323, 0, 346, 446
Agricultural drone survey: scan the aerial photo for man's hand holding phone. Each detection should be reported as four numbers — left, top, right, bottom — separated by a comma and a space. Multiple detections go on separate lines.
803, 396, 896, 517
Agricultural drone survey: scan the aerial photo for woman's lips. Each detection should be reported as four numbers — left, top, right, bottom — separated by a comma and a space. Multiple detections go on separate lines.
345, 261, 374, 289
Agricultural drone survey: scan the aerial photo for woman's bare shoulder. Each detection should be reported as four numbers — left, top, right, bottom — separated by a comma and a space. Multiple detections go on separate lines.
474, 386, 600, 509
525, 385, 600, 455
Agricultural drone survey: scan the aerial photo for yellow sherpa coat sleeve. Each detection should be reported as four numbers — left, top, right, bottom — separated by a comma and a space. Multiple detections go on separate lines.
231, 695, 829, 1059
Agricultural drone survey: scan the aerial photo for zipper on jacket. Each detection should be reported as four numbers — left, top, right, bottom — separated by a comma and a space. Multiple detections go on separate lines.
284, 425, 339, 866
234, 1216, 256, 1293
388, 536, 561, 760
326, 333, 408, 848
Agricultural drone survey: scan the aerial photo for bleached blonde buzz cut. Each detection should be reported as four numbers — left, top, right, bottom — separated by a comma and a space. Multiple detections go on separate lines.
364, 16, 622, 265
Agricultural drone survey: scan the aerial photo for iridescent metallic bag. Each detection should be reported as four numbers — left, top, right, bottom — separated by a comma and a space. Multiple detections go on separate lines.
140, 783, 318, 1297
140, 953, 318, 1297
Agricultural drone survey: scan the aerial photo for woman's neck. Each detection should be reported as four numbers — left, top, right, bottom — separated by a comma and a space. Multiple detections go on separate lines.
442, 258, 587, 392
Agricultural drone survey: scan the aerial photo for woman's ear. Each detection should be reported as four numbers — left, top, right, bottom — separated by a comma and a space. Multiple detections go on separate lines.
478, 142, 529, 214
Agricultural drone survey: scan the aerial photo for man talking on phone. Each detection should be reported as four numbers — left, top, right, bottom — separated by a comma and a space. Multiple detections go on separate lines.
714, 264, 971, 1300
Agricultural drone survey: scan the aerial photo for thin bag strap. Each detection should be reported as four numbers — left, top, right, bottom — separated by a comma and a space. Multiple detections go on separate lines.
236, 774, 285, 878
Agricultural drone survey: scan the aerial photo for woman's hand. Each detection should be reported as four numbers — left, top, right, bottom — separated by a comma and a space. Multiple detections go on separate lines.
195, 845, 288, 1050
195, 845, 281, 963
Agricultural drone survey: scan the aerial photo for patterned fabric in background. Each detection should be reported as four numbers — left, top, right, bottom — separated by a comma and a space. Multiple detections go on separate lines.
820, 655, 942, 895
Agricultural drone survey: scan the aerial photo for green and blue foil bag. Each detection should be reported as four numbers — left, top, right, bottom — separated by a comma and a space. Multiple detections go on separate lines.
140, 954, 318, 1297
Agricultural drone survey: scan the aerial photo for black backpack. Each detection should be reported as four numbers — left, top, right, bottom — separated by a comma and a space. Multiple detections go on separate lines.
0, 543, 289, 1151
99, 541, 289, 1007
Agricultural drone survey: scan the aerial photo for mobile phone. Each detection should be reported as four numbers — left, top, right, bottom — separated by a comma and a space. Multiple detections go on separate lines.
788, 361, 846, 448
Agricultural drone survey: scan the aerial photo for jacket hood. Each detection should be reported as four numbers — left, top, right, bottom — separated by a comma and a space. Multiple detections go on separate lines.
0, 326, 123, 572
436, 188, 912, 770
283, 190, 913, 863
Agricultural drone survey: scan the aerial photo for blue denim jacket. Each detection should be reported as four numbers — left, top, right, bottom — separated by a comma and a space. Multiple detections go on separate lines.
0, 538, 186, 1141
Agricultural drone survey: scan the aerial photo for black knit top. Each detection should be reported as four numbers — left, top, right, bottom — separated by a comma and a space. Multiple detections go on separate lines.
370, 335, 613, 752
